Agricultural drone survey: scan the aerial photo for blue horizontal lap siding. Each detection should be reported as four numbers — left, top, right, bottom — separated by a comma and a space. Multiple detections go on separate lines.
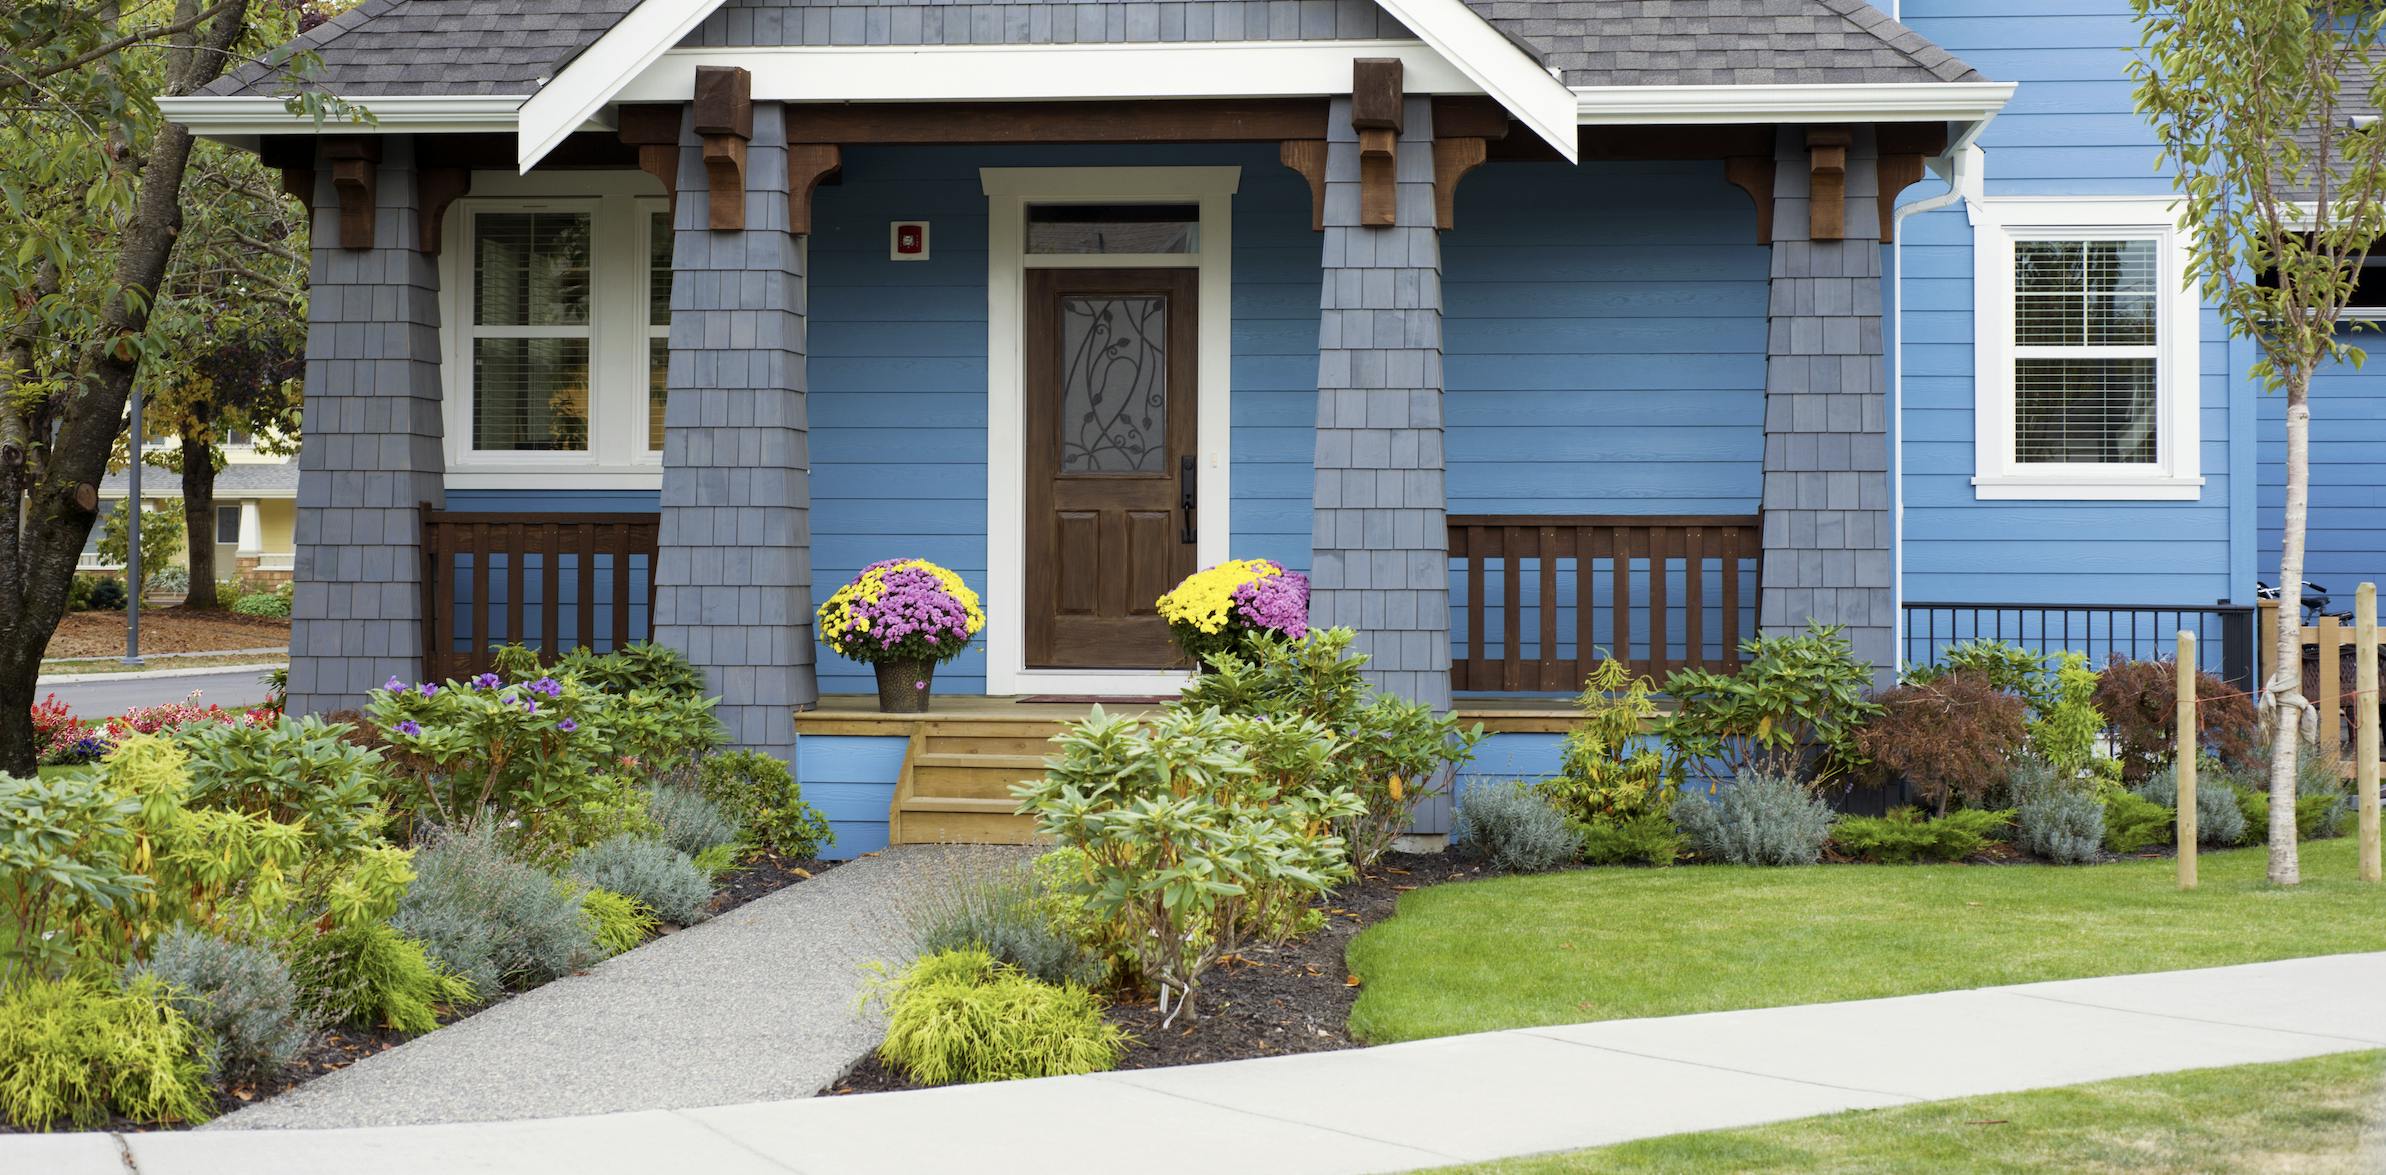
2258, 336, 2386, 591
1439, 161, 1767, 684
1896, 3, 2242, 620
795, 735, 908, 858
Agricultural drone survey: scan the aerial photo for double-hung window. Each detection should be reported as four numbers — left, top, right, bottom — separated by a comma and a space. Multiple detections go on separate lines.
1972, 198, 2202, 500
444, 183, 669, 484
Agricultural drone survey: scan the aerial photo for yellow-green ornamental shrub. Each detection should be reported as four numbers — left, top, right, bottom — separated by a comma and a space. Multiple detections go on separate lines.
581, 889, 657, 956
873, 948, 1126, 1086
0, 975, 213, 1129
286, 924, 474, 1033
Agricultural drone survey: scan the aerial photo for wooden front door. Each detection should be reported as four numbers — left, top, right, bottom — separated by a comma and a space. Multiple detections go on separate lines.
1024, 268, 1200, 668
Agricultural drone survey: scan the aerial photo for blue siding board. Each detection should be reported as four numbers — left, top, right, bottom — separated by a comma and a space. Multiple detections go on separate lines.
795, 735, 908, 859
2258, 341, 2386, 589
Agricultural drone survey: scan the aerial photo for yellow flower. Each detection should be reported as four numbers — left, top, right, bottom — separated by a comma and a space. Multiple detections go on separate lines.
1155, 559, 1283, 634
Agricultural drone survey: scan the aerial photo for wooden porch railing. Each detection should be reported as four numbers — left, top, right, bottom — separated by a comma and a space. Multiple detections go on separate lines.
1448, 515, 1762, 692
419, 505, 660, 682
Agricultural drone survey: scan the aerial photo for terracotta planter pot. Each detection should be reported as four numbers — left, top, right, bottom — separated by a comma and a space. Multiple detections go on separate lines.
874, 658, 936, 713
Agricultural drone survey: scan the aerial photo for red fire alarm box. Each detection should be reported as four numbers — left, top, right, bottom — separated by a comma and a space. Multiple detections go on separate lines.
890, 221, 929, 261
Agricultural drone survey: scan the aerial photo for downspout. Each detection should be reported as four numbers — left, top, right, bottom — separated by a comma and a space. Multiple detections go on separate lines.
1888, 119, 1990, 670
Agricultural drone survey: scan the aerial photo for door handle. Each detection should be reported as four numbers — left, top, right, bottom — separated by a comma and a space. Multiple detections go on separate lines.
1179, 456, 1197, 544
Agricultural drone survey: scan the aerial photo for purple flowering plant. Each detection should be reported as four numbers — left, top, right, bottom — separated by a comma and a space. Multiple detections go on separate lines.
816, 558, 986, 666
364, 671, 617, 837
1155, 558, 1312, 666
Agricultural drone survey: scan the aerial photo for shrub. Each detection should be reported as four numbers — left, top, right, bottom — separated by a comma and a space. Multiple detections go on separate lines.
1661, 624, 1882, 789
231, 591, 291, 618
2093, 657, 2259, 782
871, 948, 1126, 1085
97, 499, 185, 589
0, 769, 145, 984
2030, 652, 2105, 775
173, 715, 388, 854
2232, 751, 2355, 843
2101, 789, 2175, 854
30, 694, 92, 766
1575, 810, 1685, 866
1829, 808, 2011, 864
1456, 783, 1582, 873
902, 855, 1104, 988
125, 927, 310, 1086
1671, 772, 1836, 866
694, 750, 833, 860
1013, 705, 1361, 1024
1855, 671, 2029, 814
66, 572, 101, 612
85, 576, 127, 612
2016, 787, 2106, 864
648, 786, 743, 861
1539, 659, 1679, 865
510, 772, 665, 868
285, 923, 473, 1033
392, 826, 598, 998
567, 834, 712, 925
1154, 558, 1310, 666
1178, 628, 1482, 870
147, 565, 191, 596
581, 889, 657, 956
365, 674, 619, 841
2133, 761, 2248, 847
555, 642, 709, 700
1028, 847, 1138, 989
0, 975, 213, 1129
1910, 639, 2052, 707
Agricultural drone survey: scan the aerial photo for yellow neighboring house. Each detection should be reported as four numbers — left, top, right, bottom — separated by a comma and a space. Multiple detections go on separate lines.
88, 438, 297, 585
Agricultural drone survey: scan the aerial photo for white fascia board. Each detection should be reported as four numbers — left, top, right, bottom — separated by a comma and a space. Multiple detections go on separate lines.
516, 0, 725, 172
1368, 0, 1576, 159
616, 41, 1483, 104
1574, 81, 2017, 125
156, 94, 527, 136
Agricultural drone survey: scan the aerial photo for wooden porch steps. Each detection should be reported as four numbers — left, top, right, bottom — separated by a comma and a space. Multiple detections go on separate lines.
892, 739, 1058, 847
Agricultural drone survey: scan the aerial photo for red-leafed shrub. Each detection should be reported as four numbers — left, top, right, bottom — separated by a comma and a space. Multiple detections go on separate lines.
1855, 671, 2029, 813
2092, 657, 2258, 782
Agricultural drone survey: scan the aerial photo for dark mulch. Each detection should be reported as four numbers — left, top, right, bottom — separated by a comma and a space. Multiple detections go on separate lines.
2, 850, 830, 1134
829, 849, 1487, 1095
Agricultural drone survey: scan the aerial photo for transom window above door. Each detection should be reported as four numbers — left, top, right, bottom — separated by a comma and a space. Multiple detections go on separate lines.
1027, 203, 1200, 258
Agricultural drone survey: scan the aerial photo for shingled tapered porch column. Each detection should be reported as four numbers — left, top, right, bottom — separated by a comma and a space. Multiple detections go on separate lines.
652, 103, 817, 758
287, 137, 446, 715
1761, 126, 1894, 682
1309, 94, 1452, 822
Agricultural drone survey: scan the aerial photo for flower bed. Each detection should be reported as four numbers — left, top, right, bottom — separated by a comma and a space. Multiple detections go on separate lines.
0, 642, 836, 1133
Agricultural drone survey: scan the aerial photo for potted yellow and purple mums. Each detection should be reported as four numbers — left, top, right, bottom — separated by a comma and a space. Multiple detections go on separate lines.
1155, 558, 1311, 668
817, 558, 985, 712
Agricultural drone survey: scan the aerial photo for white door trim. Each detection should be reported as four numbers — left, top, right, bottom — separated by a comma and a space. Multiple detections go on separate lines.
982, 165, 1239, 696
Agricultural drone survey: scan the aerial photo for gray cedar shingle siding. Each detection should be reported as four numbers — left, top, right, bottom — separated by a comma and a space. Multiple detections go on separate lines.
286, 138, 447, 714
1759, 125, 1892, 680
204, 0, 1981, 98
1308, 95, 1456, 832
651, 103, 820, 758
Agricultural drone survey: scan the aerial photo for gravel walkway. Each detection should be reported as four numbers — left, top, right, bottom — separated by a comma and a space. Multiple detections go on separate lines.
212, 845, 1018, 1129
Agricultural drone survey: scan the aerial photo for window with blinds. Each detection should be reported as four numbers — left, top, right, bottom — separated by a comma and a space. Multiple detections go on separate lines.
470, 212, 592, 452
2010, 238, 2159, 465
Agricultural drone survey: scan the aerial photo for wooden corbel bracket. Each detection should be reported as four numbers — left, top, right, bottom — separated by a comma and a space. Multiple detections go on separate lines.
321, 137, 381, 251
1876, 153, 1927, 244
1723, 156, 1775, 245
1430, 137, 1486, 230
1807, 127, 1851, 242
617, 103, 685, 218
693, 66, 753, 231
1280, 139, 1328, 231
1351, 58, 1404, 228
415, 167, 470, 254
786, 144, 842, 236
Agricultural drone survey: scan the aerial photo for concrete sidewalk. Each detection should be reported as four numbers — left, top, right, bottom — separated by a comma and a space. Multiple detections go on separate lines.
15, 952, 2383, 1174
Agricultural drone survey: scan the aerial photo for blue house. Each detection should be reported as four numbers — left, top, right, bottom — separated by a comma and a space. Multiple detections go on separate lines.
165, 0, 2286, 856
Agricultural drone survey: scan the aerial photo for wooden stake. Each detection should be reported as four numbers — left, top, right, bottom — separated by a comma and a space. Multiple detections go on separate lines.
2358, 583, 2381, 882
2177, 631, 2198, 891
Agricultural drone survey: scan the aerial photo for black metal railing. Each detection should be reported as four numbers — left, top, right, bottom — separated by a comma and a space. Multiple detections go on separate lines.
1901, 601, 2257, 693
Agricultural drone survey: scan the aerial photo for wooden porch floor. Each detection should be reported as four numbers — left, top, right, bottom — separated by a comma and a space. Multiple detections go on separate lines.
794, 693, 1582, 735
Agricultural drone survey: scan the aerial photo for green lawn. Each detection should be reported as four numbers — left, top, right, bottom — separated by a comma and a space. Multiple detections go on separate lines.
1349, 838, 2386, 1043
1433, 1050, 2386, 1173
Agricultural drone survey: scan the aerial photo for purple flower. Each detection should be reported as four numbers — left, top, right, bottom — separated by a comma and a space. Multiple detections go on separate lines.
520, 699, 539, 714
418, 683, 440, 698
557, 718, 579, 733
384, 676, 405, 691
395, 720, 423, 737
470, 672, 501, 690
914, 681, 927, 690
1230, 569, 1310, 639
531, 677, 563, 698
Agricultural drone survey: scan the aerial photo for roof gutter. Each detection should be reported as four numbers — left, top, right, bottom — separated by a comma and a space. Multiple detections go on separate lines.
155, 94, 529, 137
1572, 81, 2015, 125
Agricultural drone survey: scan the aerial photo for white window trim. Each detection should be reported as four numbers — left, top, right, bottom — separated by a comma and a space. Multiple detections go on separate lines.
440, 169, 668, 490
982, 165, 1237, 697
1971, 196, 2204, 501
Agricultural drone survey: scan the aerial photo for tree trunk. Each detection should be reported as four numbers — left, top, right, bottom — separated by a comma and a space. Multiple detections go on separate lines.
2267, 368, 2313, 887
0, 0, 246, 773
181, 428, 217, 609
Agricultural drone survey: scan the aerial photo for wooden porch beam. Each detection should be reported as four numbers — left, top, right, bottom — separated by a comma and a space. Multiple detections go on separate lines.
693, 66, 752, 230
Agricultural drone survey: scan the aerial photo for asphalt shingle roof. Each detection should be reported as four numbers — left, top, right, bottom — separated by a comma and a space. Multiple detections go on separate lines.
204, 0, 1982, 99
203, 0, 643, 98
101, 460, 300, 499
